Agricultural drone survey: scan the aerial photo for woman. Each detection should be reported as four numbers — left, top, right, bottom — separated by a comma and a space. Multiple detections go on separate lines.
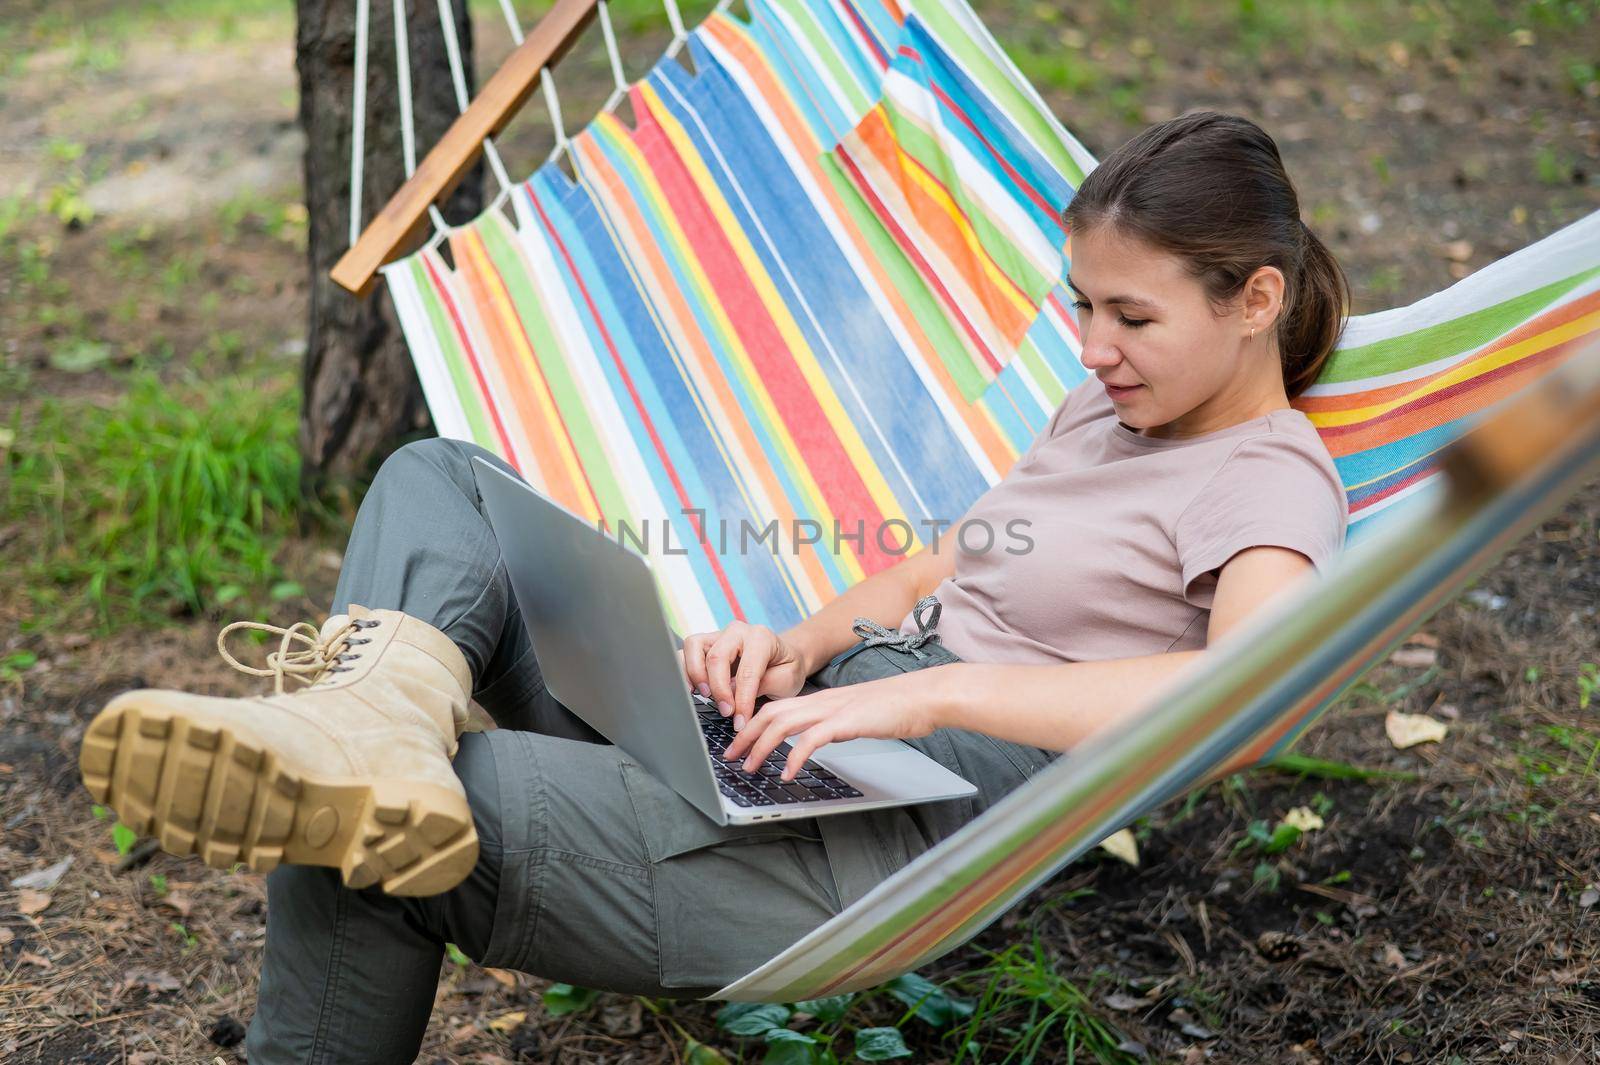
79, 111, 1349, 1061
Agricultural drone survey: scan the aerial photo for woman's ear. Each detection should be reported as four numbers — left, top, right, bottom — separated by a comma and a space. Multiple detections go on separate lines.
1242, 264, 1287, 335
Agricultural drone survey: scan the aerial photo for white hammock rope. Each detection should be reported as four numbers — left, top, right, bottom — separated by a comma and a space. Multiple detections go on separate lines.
542, 75, 572, 164
393, 0, 450, 238
495, 0, 525, 43
437, 0, 516, 198
597, 0, 630, 114
348, 0, 371, 247
663, 0, 689, 57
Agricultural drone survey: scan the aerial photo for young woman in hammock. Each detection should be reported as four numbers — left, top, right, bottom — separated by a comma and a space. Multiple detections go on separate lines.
80, 110, 1349, 1061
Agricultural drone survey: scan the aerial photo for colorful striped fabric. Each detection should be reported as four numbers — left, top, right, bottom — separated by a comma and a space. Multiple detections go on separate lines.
1298, 216, 1600, 537
377, 0, 1600, 996
832, 12, 1078, 394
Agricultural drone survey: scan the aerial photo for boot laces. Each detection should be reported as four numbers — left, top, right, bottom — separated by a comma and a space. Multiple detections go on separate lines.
216, 616, 380, 695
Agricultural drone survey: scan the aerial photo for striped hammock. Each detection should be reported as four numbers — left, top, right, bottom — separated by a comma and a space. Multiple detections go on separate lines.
363, 0, 1600, 1000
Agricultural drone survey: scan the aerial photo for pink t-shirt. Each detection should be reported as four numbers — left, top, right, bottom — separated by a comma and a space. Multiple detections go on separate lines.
896, 376, 1349, 664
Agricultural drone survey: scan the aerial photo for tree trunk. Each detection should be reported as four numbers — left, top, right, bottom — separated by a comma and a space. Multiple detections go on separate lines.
295, 0, 483, 505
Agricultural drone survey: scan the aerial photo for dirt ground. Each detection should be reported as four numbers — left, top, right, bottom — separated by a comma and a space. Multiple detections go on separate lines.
3, 1, 1600, 1062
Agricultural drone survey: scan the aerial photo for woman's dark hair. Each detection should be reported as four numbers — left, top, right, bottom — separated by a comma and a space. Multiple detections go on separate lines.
1061, 110, 1350, 400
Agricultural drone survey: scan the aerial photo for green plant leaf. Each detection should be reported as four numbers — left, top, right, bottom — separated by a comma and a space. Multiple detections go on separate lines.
885, 972, 974, 1027
1263, 823, 1303, 855
793, 993, 855, 1024
716, 1002, 791, 1036
763, 1027, 820, 1065
444, 942, 470, 967
112, 821, 137, 855
543, 982, 599, 1017
1, 651, 37, 683
269, 580, 304, 601
855, 1027, 912, 1060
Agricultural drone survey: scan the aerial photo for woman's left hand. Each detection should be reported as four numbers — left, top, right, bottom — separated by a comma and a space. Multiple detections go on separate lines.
720, 665, 961, 780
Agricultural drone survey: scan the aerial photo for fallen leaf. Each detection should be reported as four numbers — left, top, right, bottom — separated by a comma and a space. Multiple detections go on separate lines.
1441, 239, 1473, 262
1104, 991, 1153, 1012
19, 951, 52, 969
485, 1010, 526, 1033
16, 889, 52, 915
157, 892, 194, 917
1097, 827, 1140, 867
10, 855, 73, 891
1376, 943, 1407, 970
1282, 806, 1325, 833
1389, 646, 1437, 668
484, 967, 519, 989
0, 927, 13, 945
1386, 710, 1448, 749
1579, 887, 1598, 908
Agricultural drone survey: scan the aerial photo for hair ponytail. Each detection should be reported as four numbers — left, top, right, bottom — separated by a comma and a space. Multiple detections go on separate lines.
1280, 220, 1351, 399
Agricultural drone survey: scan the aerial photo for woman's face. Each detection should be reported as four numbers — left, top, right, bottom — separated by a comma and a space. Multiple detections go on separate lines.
1065, 222, 1287, 438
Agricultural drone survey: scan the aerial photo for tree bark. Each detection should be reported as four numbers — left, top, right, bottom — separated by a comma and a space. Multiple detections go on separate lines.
295, 0, 483, 505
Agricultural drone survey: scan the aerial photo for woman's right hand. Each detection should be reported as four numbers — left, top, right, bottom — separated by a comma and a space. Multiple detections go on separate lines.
678, 621, 811, 729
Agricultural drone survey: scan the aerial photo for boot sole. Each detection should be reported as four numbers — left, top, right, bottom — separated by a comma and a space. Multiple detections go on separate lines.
79, 696, 479, 897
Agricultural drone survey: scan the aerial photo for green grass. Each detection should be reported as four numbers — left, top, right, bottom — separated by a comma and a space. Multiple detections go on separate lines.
948, 941, 1141, 1063
3, 365, 335, 633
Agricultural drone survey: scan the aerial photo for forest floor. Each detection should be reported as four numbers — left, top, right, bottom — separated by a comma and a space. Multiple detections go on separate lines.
2, 0, 1599, 1062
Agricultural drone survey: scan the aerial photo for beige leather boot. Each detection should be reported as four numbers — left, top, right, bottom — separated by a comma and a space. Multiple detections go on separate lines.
79, 604, 479, 897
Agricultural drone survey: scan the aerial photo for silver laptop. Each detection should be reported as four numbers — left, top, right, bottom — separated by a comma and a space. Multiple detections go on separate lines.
472, 456, 977, 826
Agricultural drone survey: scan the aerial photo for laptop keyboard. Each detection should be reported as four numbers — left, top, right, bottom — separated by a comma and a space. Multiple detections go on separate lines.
695, 708, 865, 808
